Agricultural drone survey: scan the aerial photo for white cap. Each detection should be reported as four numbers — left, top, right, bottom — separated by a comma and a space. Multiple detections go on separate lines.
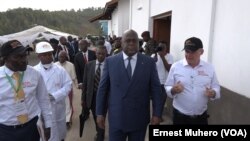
35, 42, 54, 53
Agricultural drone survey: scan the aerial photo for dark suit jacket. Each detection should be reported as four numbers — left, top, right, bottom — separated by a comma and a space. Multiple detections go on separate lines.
59, 43, 75, 62
96, 52, 163, 132
82, 60, 96, 108
74, 50, 96, 84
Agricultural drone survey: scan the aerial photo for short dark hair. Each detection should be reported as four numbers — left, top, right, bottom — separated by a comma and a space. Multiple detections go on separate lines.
49, 38, 59, 45
141, 31, 150, 37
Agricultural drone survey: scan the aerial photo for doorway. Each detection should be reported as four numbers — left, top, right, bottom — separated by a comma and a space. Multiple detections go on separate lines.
153, 11, 172, 52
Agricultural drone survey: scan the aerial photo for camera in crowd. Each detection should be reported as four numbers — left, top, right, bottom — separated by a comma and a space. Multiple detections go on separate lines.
155, 46, 163, 52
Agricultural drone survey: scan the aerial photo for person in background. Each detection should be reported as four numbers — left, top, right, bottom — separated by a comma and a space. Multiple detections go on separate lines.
55, 51, 77, 129
165, 37, 220, 125
151, 41, 174, 121
34, 42, 72, 141
74, 39, 96, 89
98, 36, 112, 55
96, 29, 163, 141
59, 36, 74, 63
67, 35, 79, 56
111, 37, 122, 55
0, 40, 52, 141
82, 46, 107, 141
74, 39, 96, 120
49, 38, 62, 62
141, 31, 157, 56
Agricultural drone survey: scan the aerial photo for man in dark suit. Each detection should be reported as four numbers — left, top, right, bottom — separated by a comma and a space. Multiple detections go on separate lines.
74, 39, 96, 89
82, 46, 107, 141
59, 36, 75, 63
74, 39, 96, 121
67, 35, 79, 56
96, 29, 163, 141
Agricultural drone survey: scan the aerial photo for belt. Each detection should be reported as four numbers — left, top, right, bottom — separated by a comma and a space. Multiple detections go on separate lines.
174, 108, 208, 119
0, 116, 38, 129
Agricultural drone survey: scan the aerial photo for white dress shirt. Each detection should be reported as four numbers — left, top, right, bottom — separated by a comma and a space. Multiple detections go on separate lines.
82, 51, 88, 62
151, 53, 174, 84
0, 65, 52, 127
165, 59, 220, 116
95, 60, 105, 77
123, 52, 137, 77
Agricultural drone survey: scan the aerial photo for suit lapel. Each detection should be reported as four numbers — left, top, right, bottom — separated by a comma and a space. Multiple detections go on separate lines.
117, 53, 131, 98
120, 53, 145, 97
128, 53, 144, 88
90, 61, 96, 79
117, 53, 129, 80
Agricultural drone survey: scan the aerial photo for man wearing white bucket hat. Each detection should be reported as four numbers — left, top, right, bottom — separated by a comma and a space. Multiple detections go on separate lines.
34, 41, 72, 141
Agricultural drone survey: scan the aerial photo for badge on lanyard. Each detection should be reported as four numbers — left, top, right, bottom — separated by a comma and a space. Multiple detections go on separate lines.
5, 71, 29, 123
14, 98, 28, 117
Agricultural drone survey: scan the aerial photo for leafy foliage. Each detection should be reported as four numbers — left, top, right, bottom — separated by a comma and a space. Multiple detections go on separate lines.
0, 8, 103, 37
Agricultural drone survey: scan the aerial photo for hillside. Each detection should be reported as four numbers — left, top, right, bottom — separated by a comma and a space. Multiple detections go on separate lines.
0, 8, 103, 37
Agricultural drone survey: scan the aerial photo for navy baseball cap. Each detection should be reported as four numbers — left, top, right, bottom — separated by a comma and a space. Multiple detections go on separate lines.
0, 40, 32, 57
183, 37, 203, 52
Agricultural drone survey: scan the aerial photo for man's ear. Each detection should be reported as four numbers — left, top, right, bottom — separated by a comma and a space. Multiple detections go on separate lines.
200, 49, 204, 55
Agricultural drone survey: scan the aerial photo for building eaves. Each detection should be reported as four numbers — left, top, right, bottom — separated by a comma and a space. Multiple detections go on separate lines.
89, 0, 118, 23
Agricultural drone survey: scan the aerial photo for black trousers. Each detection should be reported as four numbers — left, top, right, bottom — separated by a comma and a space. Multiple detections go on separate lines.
91, 92, 105, 141
173, 108, 209, 125
0, 116, 40, 141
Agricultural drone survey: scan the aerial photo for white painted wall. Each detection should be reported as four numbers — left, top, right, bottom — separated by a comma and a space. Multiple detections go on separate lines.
212, 0, 250, 97
130, 0, 150, 37
151, 0, 214, 62
108, 8, 119, 36
117, 0, 130, 36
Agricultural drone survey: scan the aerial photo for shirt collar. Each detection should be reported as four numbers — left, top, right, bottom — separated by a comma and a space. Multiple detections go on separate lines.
96, 60, 104, 65
183, 58, 204, 67
4, 65, 19, 76
122, 52, 138, 61
82, 50, 89, 55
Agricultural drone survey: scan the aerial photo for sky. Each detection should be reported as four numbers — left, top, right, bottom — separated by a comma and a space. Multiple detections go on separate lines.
0, 0, 110, 12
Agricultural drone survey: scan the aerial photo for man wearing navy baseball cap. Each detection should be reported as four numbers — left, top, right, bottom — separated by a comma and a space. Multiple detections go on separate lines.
0, 40, 32, 71
0, 40, 32, 57
183, 37, 203, 52
0, 40, 52, 141
165, 36, 221, 125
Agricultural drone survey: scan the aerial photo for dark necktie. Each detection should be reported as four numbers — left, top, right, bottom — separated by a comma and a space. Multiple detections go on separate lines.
126, 57, 132, 79
94, 63, 101, 93
83, 53, 87, 63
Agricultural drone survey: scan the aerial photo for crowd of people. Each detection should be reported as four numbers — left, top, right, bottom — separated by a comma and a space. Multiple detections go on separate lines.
0, 29, 220, 141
